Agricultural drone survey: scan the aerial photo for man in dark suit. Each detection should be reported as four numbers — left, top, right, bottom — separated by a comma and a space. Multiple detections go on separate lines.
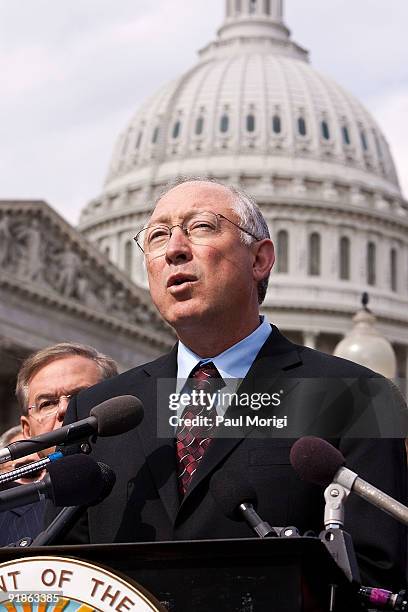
0, 493, 45, 546
65, 178, 407, 590
0, 342, 118, 546
0, 425, 44, 545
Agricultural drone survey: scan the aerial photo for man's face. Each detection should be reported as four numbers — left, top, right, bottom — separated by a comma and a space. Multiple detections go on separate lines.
21, 356, 101, 442
145, 181, 266, 336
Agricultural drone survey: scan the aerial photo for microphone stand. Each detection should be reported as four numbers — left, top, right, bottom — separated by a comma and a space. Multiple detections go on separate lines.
319, 482, 360, 611
31, 505, 87, 546
320, 482, 408, 611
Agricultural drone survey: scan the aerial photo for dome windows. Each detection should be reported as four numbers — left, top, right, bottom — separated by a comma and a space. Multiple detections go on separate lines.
235, 0, 242, 14
264, 0, 271, 14
297, 117, 307, 137
308, 232, 321, 276
246, 113, 256, 132
276, 230, 289, 273
272, 114, 282, 134
342, 125, 351, 146
321, 120, 330, 141
172, 120, 181, 139
220, 114, 230, 133
195, 116, 205, 136
124, 240, 133, 277
152, 126, 160, 144
135, 131, 143, 150
249, 0, 257, 14
339, 236, 350, 280
373, 130, 383, 159
360, 129, 368, 151
390, 248, 398, 292
367, 242, 376, 286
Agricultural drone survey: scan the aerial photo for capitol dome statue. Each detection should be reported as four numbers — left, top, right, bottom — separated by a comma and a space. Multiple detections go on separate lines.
79, 0, 408, 376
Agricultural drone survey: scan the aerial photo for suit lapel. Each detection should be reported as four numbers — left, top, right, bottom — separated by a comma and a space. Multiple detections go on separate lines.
136, 344, 180, 524
179, 326, 302, 510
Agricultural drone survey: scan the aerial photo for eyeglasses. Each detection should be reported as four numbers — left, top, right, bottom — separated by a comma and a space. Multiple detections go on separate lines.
28, 394, 73, 422
134, 211, 261, 256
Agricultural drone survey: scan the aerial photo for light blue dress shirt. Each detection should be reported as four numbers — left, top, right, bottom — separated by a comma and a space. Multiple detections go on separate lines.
176, 316, 272, 401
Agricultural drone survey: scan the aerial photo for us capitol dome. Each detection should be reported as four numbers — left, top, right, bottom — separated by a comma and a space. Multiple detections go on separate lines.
79, 0, 408, 372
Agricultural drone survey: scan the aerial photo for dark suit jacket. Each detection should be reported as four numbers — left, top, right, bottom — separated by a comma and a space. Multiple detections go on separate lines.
0, 500, 45, 546
64, 326, 407, 590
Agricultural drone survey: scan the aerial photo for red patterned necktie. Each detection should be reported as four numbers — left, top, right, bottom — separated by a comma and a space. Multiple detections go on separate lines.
176, 362, 224, 496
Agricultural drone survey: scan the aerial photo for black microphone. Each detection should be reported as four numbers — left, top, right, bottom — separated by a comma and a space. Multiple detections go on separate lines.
31, 461, 116, 546
0, 454, 112, 512
0, 395, 144, 463
290, 437, 408, 526
210, 469, 278, 537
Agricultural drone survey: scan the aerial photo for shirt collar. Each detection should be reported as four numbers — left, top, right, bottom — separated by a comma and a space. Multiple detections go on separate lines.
177, 316, 271, 385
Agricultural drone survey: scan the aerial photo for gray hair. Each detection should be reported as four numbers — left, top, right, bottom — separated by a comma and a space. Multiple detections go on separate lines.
153, 176, 271, 303
16, 342, 118, 414
0, 425, 22, 448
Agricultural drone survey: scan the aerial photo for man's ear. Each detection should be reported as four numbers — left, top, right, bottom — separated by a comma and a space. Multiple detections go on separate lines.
20, 415, 31, 439
252, 239, 275, 282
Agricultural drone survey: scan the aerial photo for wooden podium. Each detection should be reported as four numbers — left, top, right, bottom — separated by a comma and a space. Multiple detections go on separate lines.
0, 537, 360, 611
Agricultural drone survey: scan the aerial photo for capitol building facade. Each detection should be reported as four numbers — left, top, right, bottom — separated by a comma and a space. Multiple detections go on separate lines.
79, 0, 408, 377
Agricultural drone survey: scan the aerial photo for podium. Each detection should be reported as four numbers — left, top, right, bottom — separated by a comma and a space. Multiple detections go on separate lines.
0, 537, 359, 611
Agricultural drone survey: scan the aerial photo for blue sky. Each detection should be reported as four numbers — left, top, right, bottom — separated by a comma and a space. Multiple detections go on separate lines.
1, 0, 407, 224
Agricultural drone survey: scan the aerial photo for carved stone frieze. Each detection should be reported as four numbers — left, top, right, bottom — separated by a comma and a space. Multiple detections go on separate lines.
0, 201, 174, 350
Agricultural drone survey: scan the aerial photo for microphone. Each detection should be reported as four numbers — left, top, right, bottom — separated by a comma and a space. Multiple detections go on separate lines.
0, 451, 63, 486
31, 461, 116, 546
210, 469, 278, 537
0, 454, 113, 512
0, 395, 144, 464
290, 437, 408, 527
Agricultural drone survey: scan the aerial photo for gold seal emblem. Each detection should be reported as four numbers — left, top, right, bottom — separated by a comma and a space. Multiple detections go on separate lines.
0, 556, 164, 612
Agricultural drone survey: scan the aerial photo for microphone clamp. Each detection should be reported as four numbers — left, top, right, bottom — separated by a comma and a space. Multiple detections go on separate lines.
323, 482, 350, 530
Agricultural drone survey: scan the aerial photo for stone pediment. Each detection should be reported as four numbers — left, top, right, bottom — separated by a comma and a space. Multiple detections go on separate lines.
0, 200, 174, 351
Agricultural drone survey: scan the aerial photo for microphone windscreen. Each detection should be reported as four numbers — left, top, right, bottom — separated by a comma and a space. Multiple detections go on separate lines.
290, 437, 345, 487
90, 395, 144, 436
92, 462, 116, 505
47, 454, 115, 506
210, 468, 257, 519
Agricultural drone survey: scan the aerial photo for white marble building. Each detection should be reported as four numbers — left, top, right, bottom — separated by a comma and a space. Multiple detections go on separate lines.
78, 0, 408, 379
0, 200, 174, 425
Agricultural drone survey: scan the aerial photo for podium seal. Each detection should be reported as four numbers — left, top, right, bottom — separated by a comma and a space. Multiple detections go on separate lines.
0, 556, 164, 611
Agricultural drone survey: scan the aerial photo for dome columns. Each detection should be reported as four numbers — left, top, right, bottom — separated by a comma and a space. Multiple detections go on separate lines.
292, 177, 307, 196
219, 0, 291, 45
322, 180, 338, 201
226, 0, 283, 20
350, 186, 364, 206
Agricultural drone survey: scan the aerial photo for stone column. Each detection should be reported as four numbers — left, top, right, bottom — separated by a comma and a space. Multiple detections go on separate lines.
295, 224, 307, 277
324, 224, 337, 279
355, 230, 366, 285
377, 235, 387, 291
109, 232, 120, 266
303, 331, 317, 349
